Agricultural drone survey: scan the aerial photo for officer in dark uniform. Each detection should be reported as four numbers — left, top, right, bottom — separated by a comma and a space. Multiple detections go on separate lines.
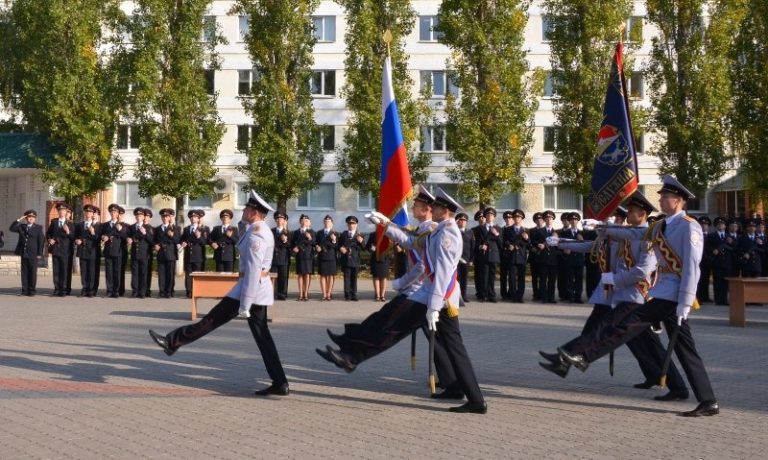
455, 212, 474, 303
726, 218, 741, 277
474, 207, 502, 302
500, 210, 516, 300
154, 208, 181, 298
74, 204, 100, 297
144, 208, 155, 297
100, 204, 128, 298
696, 216, 713, 303
210, 209, 238, 272
46, 202, 75, 296
118, 206, 129, 297
708, 216, 732, 305
291, 214, 315, 301
271, 211, 290, 300
531, 210, 559, 303
127, 207, 154, 298
92, 206, 102, 294
529, 212, 544, 301
738, 220, 763, 277
64, 205, 75, 295
506, 209, 529, 303
182, 209, 209, 298
471, 210, 486, 300
338, 215, 364, 301
10, 210, 45, 296
559, 211, 585, 303
557, 212, 571, 300
317, 215, 340, 301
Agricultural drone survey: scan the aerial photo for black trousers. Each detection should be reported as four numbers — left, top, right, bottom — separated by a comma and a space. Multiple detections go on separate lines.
457, 262, 469, 301
52, 254, 69, 293
343, 266, 358, 299
474, 261, 485, 299
564, 264, 584, 302
574, 298, 714, 402
146, 257, 154, 296
585, 262, 600, 299
536, 264, 558, 302
131, 257, 149, 296
337, 295, 456, 387
119, 253, 127, 296
273, 264, 289, 298
434, 310, 484, 404
165, 297, 287, 386
104, 256, 122, 296
157, 260, 176, 296
530, 261, 540, 300
185, 261, 204, 296
65, 253, 73, 294
79, 257, 97, 295
697, 261, 712, 301
216, 260, 234, 272
499, 261, 513, 299
570, 303, 687, 393
480, 262, 497, 300
511, 263, 526, 301
20, 257, 38, 294
712, 265, 729, 304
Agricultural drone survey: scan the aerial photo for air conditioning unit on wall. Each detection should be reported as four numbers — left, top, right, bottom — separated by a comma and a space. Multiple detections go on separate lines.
214, 175, 233, 194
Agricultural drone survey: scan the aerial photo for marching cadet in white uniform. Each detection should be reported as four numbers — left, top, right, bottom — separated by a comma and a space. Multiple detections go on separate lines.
553, 176, 718, 417
149, 191, 290, 396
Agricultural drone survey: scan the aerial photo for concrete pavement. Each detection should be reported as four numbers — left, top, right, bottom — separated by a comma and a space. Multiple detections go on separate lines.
0, 275, 766, 459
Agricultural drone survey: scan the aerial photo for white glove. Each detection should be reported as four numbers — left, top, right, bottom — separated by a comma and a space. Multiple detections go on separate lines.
238, 305, 251, 319
365, 211, 391, 226
426, 309, 440, 331
676, 304, 690, 326
545, 236, 559, 247
582, 219, 602, 230
601, 272, 614, 286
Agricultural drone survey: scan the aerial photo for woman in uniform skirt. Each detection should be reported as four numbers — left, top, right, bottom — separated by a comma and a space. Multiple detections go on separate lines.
316, 215, 339, 301
366, 233, 390, 301
292, 214, 315, 301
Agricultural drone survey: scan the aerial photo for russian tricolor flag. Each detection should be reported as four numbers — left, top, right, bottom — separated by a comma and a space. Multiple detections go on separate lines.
376, 56, 412, 256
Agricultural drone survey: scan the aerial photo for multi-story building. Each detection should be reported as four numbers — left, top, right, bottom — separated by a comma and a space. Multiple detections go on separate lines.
0, 1, 744, 250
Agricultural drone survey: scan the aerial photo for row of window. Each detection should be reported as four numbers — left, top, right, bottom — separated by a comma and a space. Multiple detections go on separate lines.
204, 14, 644, 46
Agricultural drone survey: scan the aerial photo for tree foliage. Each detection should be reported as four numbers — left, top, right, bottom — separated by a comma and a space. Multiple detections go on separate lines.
5, 0, 124, 202
116, 0, 225, 217
543, 0, 635, 196
439, 0, 543, 207
645, 0, 739, 196
730, 0, 766, 200
230, 0, 323, 212
335, 0, 430, 196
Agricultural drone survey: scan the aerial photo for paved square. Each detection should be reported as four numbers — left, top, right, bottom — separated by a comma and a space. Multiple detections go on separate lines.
0, 275, 766, 459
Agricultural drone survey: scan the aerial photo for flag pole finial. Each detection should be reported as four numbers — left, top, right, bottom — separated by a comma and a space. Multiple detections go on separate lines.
383, 30, 392, 56
618, 22, 626, 44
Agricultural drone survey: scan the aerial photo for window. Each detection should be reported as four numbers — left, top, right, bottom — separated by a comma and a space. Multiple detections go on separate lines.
237, 125, 258, 152
420, 70, 459, 98
239, 15, 250, 41
187, 195, 213, 208
419, 16, 443, 42
114, 182, 150, 207
628, 72, 644, 99
116, 125, 141, 150
544, 185, 582, 210
312, 16, 336, 42
542, 15, 555, 41
202, 15, 216, 42
543, 72, 558, 98
319, 125, 335, 151
311, 70, 335, 96
421, 126, 449, 153
543, 126, 558, 153
298, 183, 335, 209
238, 70, 260, 96
357, 191, 374, 210
203, 69, 215, 95
624, 16, 644, 43
496, 191, 522, 210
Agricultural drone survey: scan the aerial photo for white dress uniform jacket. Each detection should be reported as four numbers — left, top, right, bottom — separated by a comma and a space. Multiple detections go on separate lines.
227, 221, 274, 311
387, 220, 434, 296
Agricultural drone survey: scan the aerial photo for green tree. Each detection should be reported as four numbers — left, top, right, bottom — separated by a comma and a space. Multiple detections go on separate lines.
439, 0, 543, 207
730, 0, 766, 199
645, 0, 738, 196
118, 0, 225, 220
335, 0, 430, 197
543, 0, 635, 196
230, 0, 323, 212
6, 0, 124, 203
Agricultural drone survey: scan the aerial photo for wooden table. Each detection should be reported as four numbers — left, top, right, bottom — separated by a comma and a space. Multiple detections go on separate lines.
726, 277, 768, 327
190, 272, 238, 320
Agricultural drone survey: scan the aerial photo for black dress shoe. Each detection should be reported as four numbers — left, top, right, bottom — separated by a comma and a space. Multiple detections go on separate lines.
557, 347, 588, 372
487, 298, 497, 303
448, 401, 487, 414
538, 350, 561, 364
633, 380, 656, 389
539, 361, 570, 378
148, 329, 176, 356
315, 346, 357, 373
254, 383, 289, 396
326, 329, 343, 347
679, 400, 719, 417
654, 390, 689, 401
431, 388, 465, 400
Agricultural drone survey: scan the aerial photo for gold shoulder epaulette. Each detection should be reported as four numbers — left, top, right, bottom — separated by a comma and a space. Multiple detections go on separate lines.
682, 215, 697, 223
